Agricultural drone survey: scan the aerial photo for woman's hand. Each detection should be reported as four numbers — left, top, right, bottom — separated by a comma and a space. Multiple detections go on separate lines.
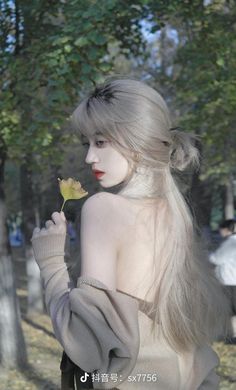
31, 211, 68, 271
32, 211, 67, 239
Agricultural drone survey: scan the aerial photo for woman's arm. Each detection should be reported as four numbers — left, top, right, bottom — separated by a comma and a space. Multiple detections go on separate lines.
31, 194, 139, 383
32, 192, 119, 302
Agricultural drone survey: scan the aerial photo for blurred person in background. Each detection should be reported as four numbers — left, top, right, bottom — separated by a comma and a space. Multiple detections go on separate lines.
210, 219, 236, 343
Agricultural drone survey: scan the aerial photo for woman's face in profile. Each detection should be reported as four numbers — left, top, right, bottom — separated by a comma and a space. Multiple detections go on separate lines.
82, 132, 131, 188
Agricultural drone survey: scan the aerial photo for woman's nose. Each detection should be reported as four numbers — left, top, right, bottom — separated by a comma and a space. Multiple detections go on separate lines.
85, 147, 99, 164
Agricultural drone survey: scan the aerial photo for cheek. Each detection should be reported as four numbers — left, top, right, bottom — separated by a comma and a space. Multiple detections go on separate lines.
112, 153, 130, 175
103, 145, 131, 179
119, 158, 130, 176
104, 148, 127, 167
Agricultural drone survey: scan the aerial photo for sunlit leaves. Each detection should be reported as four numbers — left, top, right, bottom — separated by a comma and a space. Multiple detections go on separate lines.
74, 37, 89, 47
1, 0, 149, 170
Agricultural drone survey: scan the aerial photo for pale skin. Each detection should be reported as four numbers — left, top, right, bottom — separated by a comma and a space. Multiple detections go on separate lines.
32, 134, 156, 298
220, 228, 232, 238
81, 132, 133, 187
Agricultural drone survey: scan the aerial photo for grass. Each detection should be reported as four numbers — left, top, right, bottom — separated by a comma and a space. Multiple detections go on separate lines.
0, 311, 62, 390
0, 310, 235, 389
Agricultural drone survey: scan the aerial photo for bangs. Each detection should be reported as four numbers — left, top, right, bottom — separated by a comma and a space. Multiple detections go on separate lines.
72, 97, 118, 143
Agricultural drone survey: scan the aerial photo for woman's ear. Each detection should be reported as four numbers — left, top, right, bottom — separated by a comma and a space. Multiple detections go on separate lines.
127, 157, 137, 176
133, 151, 141, 164
128, 151, 140, 174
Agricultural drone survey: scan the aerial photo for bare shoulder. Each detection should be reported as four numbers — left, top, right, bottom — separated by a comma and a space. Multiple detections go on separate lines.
82, 192, 126, 218
82, 191, 124, 206
81, 192, 127, 236
80, 192, 125, 289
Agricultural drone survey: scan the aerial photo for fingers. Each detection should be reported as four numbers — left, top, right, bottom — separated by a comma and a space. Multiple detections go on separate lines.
32, 227, 40, 237
60, 211, 66, 222
32, 227, 47, 239
45, 220, 54, 229
51, 211, 65, 225
32, 212, 67, 240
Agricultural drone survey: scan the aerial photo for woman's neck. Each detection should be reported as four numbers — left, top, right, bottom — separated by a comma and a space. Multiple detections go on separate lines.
118, 166, 157, 200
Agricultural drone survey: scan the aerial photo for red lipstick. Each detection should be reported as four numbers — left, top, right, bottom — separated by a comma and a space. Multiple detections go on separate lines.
92, 170, 105, 180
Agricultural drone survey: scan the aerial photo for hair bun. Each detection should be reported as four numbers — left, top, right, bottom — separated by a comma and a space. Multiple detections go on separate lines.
169, 128, 200, 171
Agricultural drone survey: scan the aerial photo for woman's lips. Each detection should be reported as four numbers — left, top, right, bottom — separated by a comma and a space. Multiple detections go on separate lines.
93, 171, 105, 179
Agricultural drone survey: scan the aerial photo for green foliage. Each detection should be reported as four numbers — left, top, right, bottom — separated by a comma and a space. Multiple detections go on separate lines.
0, 0, 151, 169
2, 0, 234, 193
164, 0, 236, 182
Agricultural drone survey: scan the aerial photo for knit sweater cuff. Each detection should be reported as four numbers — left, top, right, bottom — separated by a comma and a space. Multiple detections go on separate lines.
31, 233, 70, 267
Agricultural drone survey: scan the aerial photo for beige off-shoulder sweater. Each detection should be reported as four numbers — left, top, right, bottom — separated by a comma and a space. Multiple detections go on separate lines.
32, 233, 220, 390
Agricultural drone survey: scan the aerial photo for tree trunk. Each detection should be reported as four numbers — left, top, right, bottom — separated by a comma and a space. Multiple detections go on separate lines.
225, 174, 235, 219
0, 155, 27, 368
190, 172, 212, 227
20, 162, 44, 314
26, 246, 43, 314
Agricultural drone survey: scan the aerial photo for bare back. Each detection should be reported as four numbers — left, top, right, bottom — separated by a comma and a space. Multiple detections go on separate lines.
114, 195, 158, 303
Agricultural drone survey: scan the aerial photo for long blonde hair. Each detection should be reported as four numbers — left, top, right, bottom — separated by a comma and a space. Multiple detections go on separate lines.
72, 78, 229, 352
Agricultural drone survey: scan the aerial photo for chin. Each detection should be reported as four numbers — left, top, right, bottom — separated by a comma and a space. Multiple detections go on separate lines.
99, 179, 124, 189
99, 183, 110, 188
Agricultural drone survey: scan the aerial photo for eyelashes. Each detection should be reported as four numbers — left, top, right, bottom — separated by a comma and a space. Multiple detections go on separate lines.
82, 140, 108, 148
95, 140, 107, 148
82, 142, 90, 147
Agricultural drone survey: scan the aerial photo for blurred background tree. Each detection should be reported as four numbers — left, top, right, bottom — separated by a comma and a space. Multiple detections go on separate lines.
0, 0, 152, 369
132, 0, 236, 228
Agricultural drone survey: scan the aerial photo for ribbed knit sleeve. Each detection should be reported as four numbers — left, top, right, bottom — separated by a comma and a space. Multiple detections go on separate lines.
31, 233, 140, 389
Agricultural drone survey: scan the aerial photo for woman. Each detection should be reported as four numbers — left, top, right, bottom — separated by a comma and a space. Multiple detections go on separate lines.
32, 78, 228, 389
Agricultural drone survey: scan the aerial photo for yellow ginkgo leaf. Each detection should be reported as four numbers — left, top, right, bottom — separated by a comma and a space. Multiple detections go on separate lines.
58, 178, 88, 211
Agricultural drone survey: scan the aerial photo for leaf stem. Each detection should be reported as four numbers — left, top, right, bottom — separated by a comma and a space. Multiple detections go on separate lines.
60, 199, 66, 212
